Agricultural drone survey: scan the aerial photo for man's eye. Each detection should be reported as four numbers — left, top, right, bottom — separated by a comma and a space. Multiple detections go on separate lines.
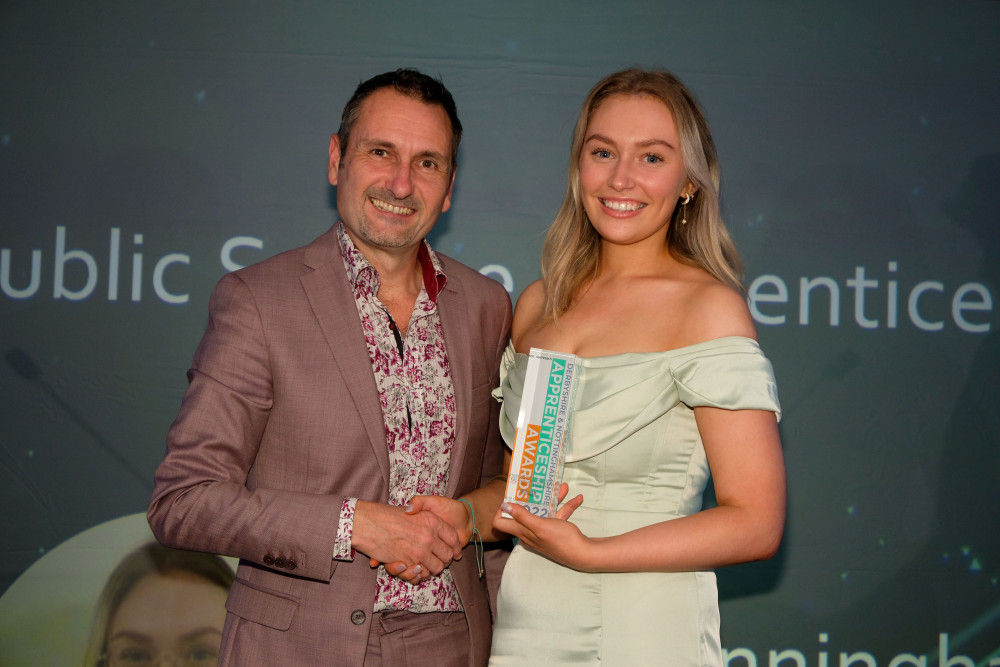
371, 149, 386, 157
420, 159, 437, 169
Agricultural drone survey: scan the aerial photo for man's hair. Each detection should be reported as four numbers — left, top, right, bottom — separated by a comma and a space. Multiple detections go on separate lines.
337, 68, 462, 173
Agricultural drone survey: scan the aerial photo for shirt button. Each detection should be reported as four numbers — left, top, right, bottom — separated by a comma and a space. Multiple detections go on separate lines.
285, 559, 297, 570
351, 609, 367, 625
262, 554, 275, 566
274, 556, 287, 568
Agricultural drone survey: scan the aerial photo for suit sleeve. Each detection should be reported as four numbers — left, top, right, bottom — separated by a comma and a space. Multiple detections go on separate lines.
147, 271, 342, 582
479, 281, 514, 617
480, 285, 513, 486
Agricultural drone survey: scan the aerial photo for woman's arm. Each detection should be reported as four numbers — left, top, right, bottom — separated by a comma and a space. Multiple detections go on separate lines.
405, 454, 510, 545
493, 406, 785, 573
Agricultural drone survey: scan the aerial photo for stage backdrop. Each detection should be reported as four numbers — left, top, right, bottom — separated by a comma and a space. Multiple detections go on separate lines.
2, 2, 998, 665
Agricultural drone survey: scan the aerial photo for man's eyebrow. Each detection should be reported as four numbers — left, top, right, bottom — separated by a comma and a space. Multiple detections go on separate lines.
356, 138, 449, 164
356, 137, 396, 151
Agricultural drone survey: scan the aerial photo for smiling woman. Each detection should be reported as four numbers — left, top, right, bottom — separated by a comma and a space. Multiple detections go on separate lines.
83, 542, 234, 667
578, 94, 692, 251
486, 68, 786, 666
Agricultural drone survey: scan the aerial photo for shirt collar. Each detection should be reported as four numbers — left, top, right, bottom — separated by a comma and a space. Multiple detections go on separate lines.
336, 222, 447, 302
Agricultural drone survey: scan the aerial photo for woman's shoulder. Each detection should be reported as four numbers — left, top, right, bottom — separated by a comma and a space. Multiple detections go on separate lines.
514, 278, 545, 305
511, 280, 546, 343
673, 269, 757, 344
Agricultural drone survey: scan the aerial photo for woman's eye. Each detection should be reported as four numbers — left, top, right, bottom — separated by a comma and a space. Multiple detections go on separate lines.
114, 647, 154, 664
183, 644, 221, 664
592, 149, 612, 159
643, 153, 662, 164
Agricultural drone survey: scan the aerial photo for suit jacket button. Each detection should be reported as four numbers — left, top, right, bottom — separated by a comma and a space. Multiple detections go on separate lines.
274, 556, 287, 568
351, 609, 366, 625
263, 554, 275, 566
285, 559, 297, 570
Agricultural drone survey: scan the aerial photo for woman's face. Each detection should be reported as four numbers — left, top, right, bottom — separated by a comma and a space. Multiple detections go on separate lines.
103, 571, 227, 667
578, 93, 691, 248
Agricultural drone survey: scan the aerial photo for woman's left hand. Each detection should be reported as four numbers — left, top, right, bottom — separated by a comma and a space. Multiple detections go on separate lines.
492, 484, 588, 569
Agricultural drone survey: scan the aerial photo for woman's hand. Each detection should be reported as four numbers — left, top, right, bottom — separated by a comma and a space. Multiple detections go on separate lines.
491, 484, 587, 569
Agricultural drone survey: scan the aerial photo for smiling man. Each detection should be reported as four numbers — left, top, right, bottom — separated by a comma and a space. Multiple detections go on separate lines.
148, 69, 512, 667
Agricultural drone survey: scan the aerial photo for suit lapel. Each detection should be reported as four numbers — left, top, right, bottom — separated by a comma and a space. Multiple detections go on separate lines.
438, 271, 472, 498
300, 228, 391, 488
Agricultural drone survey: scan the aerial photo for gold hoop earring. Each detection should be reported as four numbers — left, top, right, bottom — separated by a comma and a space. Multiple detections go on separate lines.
681, 193, 692, 224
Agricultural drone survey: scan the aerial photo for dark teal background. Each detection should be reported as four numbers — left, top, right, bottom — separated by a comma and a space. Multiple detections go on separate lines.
2, 1, 998, 663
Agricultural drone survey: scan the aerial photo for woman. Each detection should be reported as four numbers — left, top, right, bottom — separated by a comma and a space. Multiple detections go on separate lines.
83, 541, 234, 667
487, 68, 786, 665
395, 67, 784, 665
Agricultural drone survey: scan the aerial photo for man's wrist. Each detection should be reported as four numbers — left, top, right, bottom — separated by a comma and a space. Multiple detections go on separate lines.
333, 497, 358, 561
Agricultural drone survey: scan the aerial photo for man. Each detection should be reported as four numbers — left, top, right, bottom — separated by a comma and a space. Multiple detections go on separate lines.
148, 69, 512, 666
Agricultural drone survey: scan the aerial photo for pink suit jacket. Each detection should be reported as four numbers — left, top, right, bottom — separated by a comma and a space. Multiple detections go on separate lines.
148, 226, 512, 666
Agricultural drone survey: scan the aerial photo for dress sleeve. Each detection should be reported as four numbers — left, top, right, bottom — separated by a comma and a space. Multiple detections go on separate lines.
492, 342, 522, 448
671, 339, 782, 420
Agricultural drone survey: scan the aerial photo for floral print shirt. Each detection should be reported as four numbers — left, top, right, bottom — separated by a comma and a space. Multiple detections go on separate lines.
332, 223, 462, 612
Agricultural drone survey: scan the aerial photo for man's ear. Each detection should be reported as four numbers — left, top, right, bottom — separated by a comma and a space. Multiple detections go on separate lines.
441, 169, 456, 213
328, 134, 341, 186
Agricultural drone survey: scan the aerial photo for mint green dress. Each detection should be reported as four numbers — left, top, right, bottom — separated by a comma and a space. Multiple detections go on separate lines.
489, 337, 781, 667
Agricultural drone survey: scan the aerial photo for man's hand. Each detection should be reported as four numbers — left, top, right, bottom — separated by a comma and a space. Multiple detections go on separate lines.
406, 495, 473, 541
352, 500, 463, 580
369, 496, 471, 583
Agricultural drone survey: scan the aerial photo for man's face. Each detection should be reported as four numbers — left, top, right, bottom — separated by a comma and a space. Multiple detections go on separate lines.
329, 88, 456, 258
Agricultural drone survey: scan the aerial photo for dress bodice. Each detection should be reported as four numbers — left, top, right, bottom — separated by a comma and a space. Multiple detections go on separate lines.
495, 336, 781, 520
490, 336, 782, 666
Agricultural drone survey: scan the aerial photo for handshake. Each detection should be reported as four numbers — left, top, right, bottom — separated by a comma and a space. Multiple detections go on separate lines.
353, 495, 484, 584
352, 481, 583, 584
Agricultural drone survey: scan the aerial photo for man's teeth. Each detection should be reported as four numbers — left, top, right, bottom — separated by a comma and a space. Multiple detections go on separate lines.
371, 198, 414, 215
601, 199, 645, 212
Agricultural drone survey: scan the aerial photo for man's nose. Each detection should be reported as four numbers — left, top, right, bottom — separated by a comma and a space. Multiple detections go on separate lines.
386, 162, 415, 199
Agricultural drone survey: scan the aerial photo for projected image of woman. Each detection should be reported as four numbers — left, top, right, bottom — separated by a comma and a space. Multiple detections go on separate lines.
83, 542, 234, 667
488, 68, 787, 665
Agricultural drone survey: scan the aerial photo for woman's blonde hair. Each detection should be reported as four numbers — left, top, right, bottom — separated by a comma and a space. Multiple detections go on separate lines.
541, 68, 743, 320
83, 541, 234, 666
